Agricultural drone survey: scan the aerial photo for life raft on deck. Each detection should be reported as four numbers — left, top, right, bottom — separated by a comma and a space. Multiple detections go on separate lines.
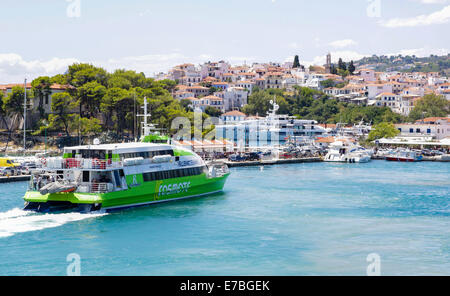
39, 182, 78, 195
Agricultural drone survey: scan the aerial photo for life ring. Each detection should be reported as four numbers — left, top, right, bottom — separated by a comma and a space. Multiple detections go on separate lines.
41, 158, 47, 166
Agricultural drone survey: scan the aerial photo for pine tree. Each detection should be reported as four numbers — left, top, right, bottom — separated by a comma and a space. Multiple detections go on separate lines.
331, 65, 338, 75
338, 58, 347, 70
293, 55, 300, 68
348, 60, 355, 74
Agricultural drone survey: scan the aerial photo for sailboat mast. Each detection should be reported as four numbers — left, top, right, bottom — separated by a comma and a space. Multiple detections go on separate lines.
23, 78, 27, 153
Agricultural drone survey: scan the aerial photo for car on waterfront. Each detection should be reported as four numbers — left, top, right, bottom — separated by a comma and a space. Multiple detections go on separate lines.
228, 154, 246, 162
421, 149, 433, 156
245, 152, 262, 161
431, 150, 444, 156
0, 167, 20, 177
0, 157, 20, 167
20, 164, 36, 175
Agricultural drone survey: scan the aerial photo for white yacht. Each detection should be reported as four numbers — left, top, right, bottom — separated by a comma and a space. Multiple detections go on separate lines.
215, 100, 326, 148
324, 140, 371, 163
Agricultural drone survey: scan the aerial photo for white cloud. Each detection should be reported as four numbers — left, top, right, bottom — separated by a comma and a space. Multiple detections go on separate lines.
385, 47, 449, 57
304, 47, 449, 66
381, 5, 450, 27
329, 39, 358, 48
0, 53, 78, 84
0, 53, 259, 83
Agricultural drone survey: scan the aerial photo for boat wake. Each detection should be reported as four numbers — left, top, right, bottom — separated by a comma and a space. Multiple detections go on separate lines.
0, 208, 106, 238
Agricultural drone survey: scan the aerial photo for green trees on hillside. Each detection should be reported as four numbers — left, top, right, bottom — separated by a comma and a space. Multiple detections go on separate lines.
3, 86, 32, 120
242, 87, 405, 125
31, 76, 52, 117
408, 94, 450, 121
242, 88, 289, 116
22, 63, 203, 141
45, 92, 78, 137
367, 122, 400, 142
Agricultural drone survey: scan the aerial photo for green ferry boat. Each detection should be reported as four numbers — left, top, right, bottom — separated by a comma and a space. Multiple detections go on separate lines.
24, 142, 229, 212
23, 98, 230, 213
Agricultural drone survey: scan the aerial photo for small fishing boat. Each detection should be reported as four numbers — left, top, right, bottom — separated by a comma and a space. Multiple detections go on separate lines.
385, 150, 422, 162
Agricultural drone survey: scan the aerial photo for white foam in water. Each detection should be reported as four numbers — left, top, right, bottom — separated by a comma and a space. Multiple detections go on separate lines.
0, 208, 31, 220
0, 208, 106, 238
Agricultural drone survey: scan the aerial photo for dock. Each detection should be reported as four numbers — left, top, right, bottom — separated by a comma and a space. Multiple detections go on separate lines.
0, 175, 30, 183
372, 155, 450, 162
422, 155, 450, 162
224, 157, 322, 167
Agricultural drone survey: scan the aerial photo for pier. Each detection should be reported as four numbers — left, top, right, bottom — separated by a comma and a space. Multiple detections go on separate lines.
223, 157, 322, 167
0, 175, 30, 183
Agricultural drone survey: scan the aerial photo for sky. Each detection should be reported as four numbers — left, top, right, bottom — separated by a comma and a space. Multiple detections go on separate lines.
0, 0, 449, 83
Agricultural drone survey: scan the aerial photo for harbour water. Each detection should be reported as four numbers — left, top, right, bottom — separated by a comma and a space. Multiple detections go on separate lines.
0, 161, 449, 275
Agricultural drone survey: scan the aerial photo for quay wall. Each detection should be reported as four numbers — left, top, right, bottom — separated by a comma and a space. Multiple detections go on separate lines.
225, 157, 321, 167
0, 175, 30, 183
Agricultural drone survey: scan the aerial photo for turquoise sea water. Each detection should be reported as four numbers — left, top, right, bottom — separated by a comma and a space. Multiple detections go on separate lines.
0, 161, 449, 275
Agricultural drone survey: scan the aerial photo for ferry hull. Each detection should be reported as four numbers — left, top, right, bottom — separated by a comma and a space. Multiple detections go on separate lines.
23, 173, 229, 212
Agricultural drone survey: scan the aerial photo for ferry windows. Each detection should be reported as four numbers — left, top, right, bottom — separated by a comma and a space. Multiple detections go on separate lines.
143, 173, 151, 182
82, 171, 90, 182
114, 170, 122, 187
141, 167, 205, 183
99, 151, 105, 159
119, 150, 174, 160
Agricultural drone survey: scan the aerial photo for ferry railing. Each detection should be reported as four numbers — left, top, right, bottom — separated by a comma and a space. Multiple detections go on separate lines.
56, 158, 124, 170
208, 163, 229, 178
91, 183, 110, 193
43, 156, 171, 170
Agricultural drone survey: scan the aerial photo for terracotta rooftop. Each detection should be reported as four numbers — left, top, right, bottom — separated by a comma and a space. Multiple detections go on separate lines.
222, 110, 246, 117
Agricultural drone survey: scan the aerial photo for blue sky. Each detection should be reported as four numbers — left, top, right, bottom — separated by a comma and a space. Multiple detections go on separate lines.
0, 0, 449, 83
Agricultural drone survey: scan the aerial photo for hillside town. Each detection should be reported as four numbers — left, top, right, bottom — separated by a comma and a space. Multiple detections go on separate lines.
0, 54, 449, 158
156, 53, 450, 116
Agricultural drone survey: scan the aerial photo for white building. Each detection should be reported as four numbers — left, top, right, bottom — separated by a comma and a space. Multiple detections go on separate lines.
220, 110, 247, 124
214, 87, 248, 111
366, 84, 393, 99
395, 117, 450, 140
